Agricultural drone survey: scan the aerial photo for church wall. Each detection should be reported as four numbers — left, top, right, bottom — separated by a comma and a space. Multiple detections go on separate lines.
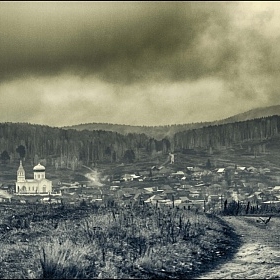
15, 163, 52, 195
16, 180, 52, 194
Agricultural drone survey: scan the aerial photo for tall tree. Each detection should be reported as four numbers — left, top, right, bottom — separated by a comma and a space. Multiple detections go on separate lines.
0, 150, 10, 164
206, 159, 211, 169
123, 149, 135, 163
16, 145, 26, 160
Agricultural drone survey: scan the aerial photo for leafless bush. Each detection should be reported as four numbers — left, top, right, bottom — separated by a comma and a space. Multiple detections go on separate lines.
39, 238, 98, 279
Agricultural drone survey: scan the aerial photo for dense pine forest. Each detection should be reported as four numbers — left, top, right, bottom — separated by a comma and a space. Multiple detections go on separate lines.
1, 115, 280, 170
0, 123, 171, 169
173, 115, 280, 152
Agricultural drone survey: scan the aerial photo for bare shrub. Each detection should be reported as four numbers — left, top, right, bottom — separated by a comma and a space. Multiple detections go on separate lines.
39, 238, 97, 279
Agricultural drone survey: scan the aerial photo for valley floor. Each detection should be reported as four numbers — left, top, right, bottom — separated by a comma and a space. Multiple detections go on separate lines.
197, 216, 280, 279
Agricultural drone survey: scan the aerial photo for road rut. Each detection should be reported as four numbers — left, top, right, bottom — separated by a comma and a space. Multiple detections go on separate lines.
197, 215, 280, 279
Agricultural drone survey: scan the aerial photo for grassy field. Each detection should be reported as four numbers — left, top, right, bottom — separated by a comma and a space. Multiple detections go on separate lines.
0, 202, 239, 279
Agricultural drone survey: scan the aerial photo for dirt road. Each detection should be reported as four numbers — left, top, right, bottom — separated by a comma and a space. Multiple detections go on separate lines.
197, 215, 280, 279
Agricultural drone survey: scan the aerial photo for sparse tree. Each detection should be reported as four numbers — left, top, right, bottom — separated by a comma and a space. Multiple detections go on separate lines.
123, 149, 135, 163
0, 150, 10, 164
206, 159, 211, 169
16, 145, 26, 160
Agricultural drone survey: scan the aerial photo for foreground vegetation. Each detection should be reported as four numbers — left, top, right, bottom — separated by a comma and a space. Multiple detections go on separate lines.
0, 201, 239, 279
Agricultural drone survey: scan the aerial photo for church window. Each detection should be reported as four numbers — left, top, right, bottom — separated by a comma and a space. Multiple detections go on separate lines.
43, 186, 46, 193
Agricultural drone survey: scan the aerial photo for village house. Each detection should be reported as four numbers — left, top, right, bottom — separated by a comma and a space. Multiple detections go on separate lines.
138, 191, 153, 201
217, 168, 225, 175
176, 188, 191, 198
272, 186, 280, 194
263, 193, 279, 202
40, 197, 62, 204
259, 168, 271, 175
172, 182, 182, 189
247, 166, 258, 173
247, 191, 265, 205
110, 185, 120, 191
1, 183, 15, 195
144, 194, 163, 204
161, 184, 173, 190
188, 190, 200, 199
163, 189, 176, 200
143, 187, 154, 193
84, 188, 103, 201
207, 194, 220, 204
237, 166, 247, 172
0, 190, 12, 202
122, 174, 137, 182
186, 166, 194, 172
261, 200, 280, 207
59, 183, 81, 194
171, 171, 185, 179
180, 196, 192, 203
116, 187, 141, 201
191, 199, 206, 210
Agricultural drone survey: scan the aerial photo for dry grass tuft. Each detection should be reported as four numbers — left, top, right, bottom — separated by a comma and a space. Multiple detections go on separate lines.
39, 238, 97, 279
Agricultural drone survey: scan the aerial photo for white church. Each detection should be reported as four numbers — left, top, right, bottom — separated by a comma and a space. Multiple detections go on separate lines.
15, 161, 52, 195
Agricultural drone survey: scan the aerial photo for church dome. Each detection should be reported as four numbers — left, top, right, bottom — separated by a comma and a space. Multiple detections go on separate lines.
33, 163, 45, 171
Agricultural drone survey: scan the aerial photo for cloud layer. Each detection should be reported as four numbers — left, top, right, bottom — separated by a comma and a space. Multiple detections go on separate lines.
1, 2, 280, 126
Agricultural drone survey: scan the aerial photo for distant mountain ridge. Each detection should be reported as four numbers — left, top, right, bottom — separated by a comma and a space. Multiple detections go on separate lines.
63, 105, 280, 139
63, 122, 214, 140
217, 105, 280, 124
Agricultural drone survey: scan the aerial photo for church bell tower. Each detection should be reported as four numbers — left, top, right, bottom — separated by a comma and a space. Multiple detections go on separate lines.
17, 160, 25, 183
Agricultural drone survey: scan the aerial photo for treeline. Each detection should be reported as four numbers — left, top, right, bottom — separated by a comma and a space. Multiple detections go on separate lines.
0, 122, 171, 169
173, 115, 280, 151
65, 121, 216, 140
2, 115, 280, 169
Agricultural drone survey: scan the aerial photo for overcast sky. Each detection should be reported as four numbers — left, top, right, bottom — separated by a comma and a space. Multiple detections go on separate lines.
1, 1, 280, 127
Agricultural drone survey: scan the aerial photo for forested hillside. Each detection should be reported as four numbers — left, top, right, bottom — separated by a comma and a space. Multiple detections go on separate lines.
64, 105, 280, 140
174, 115, 280, 152
2, 115, 280, 171
0, 123, 171, 170
63, 122, 213, 140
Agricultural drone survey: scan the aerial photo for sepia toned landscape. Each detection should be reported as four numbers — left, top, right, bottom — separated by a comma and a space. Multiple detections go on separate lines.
1, 110, 280, 278
1, 1, 280, 279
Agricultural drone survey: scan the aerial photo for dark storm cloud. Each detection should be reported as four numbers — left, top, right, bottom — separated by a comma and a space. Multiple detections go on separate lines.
0, 1, 235, 84
1, 2, 280, 127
